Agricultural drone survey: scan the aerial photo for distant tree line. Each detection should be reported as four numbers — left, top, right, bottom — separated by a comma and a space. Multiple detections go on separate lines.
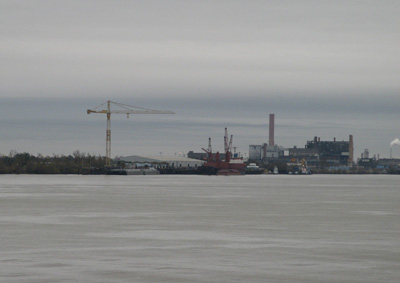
0, 150, 106, 174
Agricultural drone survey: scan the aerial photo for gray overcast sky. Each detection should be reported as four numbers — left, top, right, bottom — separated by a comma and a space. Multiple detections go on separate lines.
1, 0, 399, 158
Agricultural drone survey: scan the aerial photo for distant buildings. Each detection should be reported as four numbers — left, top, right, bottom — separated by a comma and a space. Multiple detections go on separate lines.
249, 135, 354, 169
187, 151, 226, 161
376, 158, 400, 171
249, 114, 285, 162
357, 149, 400, 172
187, 113, 399, 174
304, 135, 354, 167
119, 155, 204, 169
249, 145, 262, 160
264, 144, 285, 160
247, 113, 358, 171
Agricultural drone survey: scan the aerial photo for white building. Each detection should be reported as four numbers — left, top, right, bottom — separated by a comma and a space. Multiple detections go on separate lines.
118, 155, 204, 169
265, 145, 284, 160
249, 145, 263, 160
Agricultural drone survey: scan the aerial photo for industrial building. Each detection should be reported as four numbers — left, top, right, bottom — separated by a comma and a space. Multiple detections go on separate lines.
187, 151, 227, 161
118, 155, 204, 169
248, 114, 284, 162
249, 145, 263, 160
247, 113, 356, 171
305, 135, 354, 167
264, 144, 284, 160
357, 149, 378, 170
357, 148, 400, 173
283, 135, 354, 169
288, 147, 319, 159
288, 147, 319, 167
376, 158, 400, 171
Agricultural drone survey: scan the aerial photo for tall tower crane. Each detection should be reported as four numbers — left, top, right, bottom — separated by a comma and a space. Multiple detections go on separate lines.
87, 100, 174, 167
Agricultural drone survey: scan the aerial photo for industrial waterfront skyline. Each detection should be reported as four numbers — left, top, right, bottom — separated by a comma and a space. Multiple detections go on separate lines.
1, 96, 398, 160
1, 1, 399, 159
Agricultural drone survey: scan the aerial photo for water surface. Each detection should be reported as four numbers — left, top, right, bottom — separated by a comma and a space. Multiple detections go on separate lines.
1, 175, 399, 282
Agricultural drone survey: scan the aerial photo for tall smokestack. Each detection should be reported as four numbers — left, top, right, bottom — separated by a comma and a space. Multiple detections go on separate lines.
269, 114, 275, 146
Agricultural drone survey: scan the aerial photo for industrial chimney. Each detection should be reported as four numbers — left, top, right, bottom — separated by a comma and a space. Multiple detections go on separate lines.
269, 114, 275, 146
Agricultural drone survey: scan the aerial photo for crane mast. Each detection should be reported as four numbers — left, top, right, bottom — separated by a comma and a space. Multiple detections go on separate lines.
106, 101, 111, 168
87, 100, 174, 167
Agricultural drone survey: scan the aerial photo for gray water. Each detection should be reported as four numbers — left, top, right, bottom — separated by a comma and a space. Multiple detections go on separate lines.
0, 175, 399, 283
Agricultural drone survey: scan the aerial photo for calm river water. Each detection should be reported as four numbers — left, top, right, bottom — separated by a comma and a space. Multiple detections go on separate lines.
0, 175, 399, 282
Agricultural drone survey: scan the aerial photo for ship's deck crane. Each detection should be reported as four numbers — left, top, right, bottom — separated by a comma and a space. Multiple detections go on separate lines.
202, 137, 213, 160
87, 100, 174, 167
224, 127, 233, 162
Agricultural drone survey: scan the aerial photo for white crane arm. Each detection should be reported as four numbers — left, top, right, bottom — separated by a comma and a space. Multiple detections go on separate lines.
87, 109, 107, 114
87, 109, 174, 115
87, 101, 175, 115
110, 110, 175, 115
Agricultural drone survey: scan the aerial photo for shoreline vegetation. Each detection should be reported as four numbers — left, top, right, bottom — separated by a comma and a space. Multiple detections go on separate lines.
0, 151, 105, 174
0, 151, 398, 175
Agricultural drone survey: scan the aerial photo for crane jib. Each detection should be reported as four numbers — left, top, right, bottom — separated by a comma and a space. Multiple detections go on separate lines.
87, 101, 174, 167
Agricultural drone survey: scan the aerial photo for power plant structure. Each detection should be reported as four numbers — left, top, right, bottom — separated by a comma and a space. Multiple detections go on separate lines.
349, 135, 354, 164
87, 100, 174, 167
185, 113, 398, 173
249, 113, 355, 169
304, 135, 354, 167
249, 113, 284, 161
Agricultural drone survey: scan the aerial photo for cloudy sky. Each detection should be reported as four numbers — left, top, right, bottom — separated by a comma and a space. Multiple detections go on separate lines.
1, 0, 399, 159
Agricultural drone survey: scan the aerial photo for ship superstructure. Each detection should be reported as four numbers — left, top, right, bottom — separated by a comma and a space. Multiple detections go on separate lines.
202, 128, 246, 175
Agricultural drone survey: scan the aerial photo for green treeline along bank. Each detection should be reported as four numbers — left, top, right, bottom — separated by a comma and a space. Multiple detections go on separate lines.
0, 151, 105, 174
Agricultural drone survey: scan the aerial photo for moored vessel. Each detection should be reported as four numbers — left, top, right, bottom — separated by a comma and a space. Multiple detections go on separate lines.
245, 163, 265, 174
201, 128, 246, 175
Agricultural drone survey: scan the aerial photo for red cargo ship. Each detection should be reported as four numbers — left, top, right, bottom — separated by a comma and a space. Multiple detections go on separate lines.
202, 128, 246, 175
